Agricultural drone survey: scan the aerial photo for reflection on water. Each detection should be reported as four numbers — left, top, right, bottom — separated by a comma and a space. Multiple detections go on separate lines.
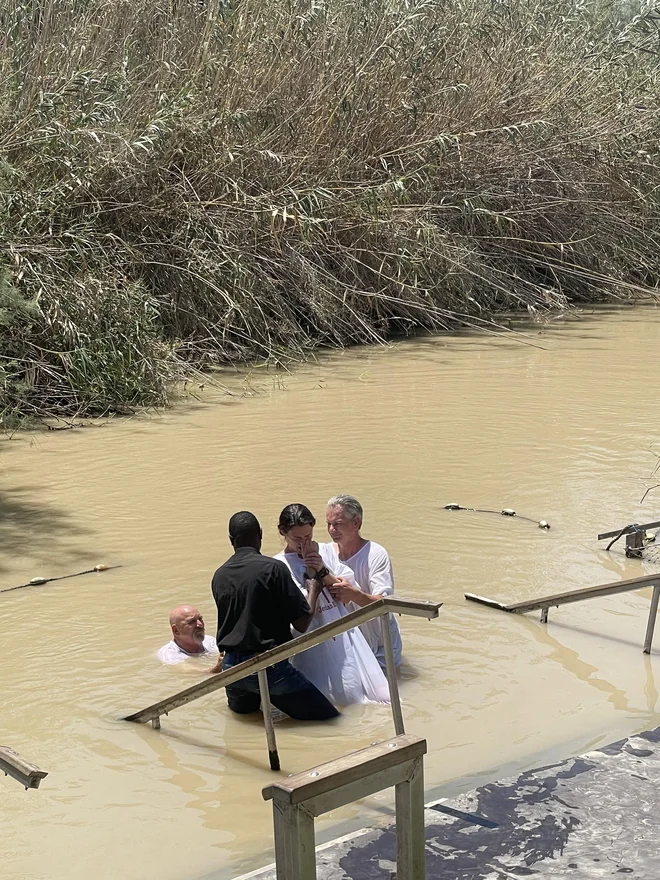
2, 304, 660, 880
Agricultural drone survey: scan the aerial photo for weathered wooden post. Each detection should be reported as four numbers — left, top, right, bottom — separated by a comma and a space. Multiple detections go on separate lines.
394, 744, 425, 878
598, 520, 660, 559
625, 527, 646, 559
263, 734, 427, 880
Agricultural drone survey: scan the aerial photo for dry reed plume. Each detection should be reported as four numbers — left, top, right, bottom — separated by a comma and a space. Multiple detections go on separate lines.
1, 0, 659, 423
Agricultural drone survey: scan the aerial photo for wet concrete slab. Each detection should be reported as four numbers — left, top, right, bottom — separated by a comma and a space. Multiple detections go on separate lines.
238, 726, 660, 878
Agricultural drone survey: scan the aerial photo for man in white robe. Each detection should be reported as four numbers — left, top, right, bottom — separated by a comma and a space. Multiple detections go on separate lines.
322, 494, 402, 668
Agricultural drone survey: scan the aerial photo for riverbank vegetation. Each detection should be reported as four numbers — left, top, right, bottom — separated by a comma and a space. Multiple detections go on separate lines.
1, 0, 659, 423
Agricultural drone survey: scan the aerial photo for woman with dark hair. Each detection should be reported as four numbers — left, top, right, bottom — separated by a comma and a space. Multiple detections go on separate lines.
274, 503, 390, 705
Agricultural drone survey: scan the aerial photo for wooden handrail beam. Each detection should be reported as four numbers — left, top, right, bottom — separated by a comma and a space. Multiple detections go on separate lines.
0, 747, 48, 790
466, 573, 660, 654
125, 597, 441, 725
263, 734, 426, 809
466, 572, 660, 615
598, 521, 660, 540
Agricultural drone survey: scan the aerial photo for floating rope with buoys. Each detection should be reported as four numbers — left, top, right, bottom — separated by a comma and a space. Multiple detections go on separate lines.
0, 563, 120, 595
444, 503, 550, 530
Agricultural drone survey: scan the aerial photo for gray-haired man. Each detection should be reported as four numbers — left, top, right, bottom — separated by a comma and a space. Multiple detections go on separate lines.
322, 494, 402, 668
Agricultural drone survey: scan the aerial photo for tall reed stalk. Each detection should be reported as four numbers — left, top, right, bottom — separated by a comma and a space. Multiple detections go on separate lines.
1, 0, 659, 422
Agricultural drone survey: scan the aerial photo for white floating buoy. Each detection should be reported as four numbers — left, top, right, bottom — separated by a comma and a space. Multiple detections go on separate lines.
29, 577, 48, 585
94, 564, 110, 571
501, 508, 516, 517
538, 520, 551, 530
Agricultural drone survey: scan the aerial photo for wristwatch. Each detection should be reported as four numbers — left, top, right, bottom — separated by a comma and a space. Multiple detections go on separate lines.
313, 566, 329, 583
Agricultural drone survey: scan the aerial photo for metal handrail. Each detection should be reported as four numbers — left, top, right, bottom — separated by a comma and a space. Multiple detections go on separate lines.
465, 572, 660, 652
125, 597, 442, 770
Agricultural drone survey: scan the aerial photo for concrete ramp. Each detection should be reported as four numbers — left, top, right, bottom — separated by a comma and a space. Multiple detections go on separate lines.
237, 726, 660, 878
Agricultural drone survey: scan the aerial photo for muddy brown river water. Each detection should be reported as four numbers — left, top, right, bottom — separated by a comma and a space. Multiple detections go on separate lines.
2, 304, 660, 880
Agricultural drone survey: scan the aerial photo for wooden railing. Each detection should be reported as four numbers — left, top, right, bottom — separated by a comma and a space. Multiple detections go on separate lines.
465, 572, 660, 652
598, 520, 660, 558
125, 597, 442, 770
0, 747, 48, 790
263, 734, 427, 880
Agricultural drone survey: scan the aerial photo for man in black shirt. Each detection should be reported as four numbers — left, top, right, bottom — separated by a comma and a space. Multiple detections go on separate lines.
210, 511, 339, 721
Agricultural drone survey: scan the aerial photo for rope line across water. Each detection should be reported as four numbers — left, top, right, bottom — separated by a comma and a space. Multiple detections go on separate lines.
444, 503, 551, 529
0, 564, 120, 595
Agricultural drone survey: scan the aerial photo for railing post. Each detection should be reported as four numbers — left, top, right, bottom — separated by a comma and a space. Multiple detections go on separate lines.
626, 529, 645, 559
263, 736, 427, 880
643, 584, 660, 654
272, 801, 316, 880
381, 612, 405, 735
540, 607, 549, 624
258, 669, 281, 771
395, 756, 425, 880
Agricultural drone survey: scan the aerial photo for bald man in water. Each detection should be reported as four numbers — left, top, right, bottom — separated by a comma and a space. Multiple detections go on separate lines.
158, 605, 221, 665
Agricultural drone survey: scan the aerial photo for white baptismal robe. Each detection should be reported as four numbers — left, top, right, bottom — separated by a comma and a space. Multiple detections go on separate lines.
274, 546, 390, 706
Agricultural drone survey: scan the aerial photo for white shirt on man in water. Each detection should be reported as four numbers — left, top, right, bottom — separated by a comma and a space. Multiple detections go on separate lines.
321, 540, 402, 667
158, 635, 219, 665
157, 604, 220, 665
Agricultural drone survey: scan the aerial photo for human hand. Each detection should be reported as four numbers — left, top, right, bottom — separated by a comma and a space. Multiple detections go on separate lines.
327, 578, 358, 605
302, 539, 323, 573
208, 655, 224, 674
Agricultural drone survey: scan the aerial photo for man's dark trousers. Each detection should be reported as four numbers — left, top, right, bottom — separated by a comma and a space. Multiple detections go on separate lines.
222, 654, 339, 720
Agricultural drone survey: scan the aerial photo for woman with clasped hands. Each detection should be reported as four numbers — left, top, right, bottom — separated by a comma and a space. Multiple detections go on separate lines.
274, 503, 390, 706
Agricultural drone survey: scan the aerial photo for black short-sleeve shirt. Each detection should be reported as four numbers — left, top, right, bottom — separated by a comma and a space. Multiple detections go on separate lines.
212, 546, 310, 653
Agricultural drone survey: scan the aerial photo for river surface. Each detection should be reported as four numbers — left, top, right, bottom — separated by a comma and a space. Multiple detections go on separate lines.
2, 304, 660, 880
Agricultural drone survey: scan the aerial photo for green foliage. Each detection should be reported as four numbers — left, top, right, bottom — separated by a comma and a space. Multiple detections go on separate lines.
0, 270, 38, 328
0, 0, 659, 422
